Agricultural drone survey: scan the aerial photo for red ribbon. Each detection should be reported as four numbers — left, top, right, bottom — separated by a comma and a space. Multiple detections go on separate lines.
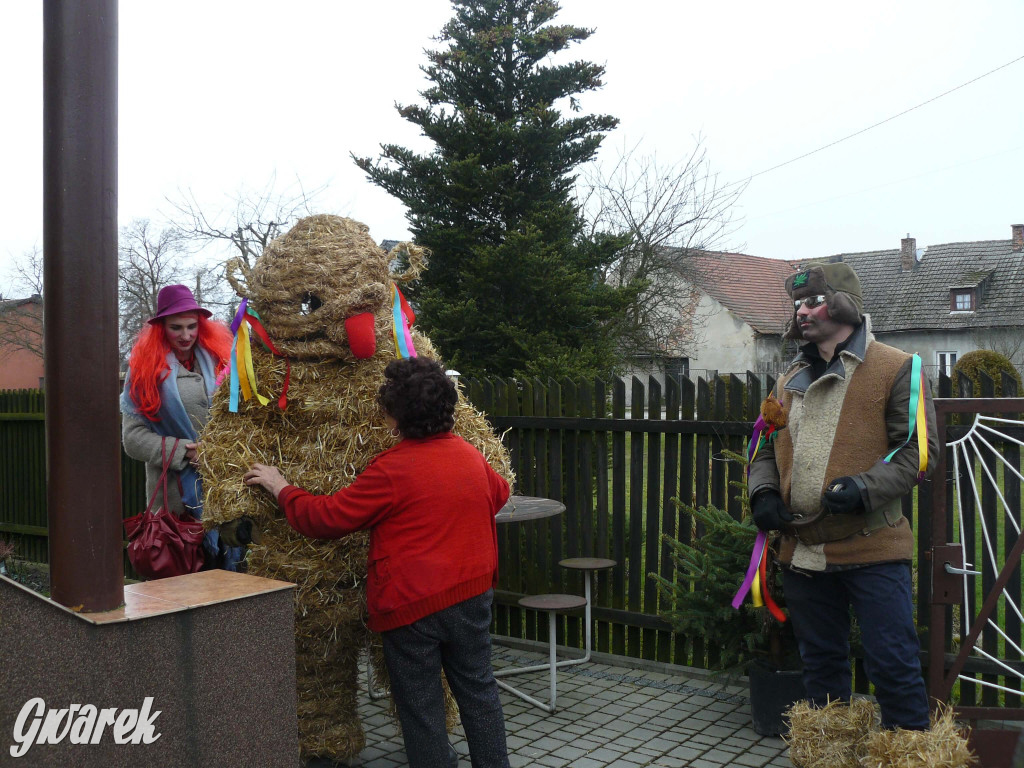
244, 312, 290, 410
758, 546, 787, 624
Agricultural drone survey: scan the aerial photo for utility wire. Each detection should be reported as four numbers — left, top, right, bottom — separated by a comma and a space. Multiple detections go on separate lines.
727, 52, 1024, 190
747, 143, 1024, 222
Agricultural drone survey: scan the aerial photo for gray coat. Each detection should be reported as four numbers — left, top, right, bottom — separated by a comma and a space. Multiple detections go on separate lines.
122, 364, 211, 515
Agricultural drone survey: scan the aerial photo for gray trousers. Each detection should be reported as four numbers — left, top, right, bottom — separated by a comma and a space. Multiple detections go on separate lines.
381, 589, 510, 768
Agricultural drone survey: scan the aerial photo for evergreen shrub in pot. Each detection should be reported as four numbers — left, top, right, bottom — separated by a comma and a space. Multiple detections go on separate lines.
651, 483, 804, 736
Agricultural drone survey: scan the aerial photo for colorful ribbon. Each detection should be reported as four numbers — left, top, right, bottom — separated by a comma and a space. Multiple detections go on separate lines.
883, 353, 929, 481
746, 416, 777, 477
228, 299, 291, 412
734, 531, 768, 609
731, 530, 787, 622
734, 402, 786, 621
391, 283, 417, 359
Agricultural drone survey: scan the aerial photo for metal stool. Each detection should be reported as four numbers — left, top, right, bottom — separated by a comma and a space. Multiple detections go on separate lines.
558, 557, 617, 663
494, 593, 586, 713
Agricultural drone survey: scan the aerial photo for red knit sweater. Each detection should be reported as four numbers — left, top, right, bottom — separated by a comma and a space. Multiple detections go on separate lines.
278, 432, 510, 632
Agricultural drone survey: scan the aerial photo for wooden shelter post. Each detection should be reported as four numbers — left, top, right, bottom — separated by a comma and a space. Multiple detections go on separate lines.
43, 0, 123, 611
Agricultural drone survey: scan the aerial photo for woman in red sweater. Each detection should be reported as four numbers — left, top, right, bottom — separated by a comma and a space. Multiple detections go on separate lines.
244, 357, 511, 768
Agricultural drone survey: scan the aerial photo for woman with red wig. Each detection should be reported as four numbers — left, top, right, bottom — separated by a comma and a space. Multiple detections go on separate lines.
120, 284, 242, 570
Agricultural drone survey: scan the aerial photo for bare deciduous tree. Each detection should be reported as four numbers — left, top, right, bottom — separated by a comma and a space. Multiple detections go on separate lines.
4, 245, 45, 297
170, 177, 324, 271
579, 138, 747, 360
118, 218, 194, 361
0, 296, 43, 364
0, 246, 45, 362
971, 329, 1024, 369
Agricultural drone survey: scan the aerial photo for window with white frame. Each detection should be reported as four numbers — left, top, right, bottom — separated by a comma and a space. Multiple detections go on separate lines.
937, 351, 958, 377
950, 289, 975, 312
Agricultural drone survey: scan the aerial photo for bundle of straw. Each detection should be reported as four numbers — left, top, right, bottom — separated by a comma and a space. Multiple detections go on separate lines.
861, 703, 977, 768
785, 698, 878, 768
786, 698, 978, 768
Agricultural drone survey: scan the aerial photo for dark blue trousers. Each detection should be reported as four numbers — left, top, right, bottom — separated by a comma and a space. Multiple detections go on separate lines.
381, 590, 510, 768
783, 562, 930, 729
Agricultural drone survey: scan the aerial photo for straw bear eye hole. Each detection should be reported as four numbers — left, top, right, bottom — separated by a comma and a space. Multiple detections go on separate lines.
300, 293, 323, 315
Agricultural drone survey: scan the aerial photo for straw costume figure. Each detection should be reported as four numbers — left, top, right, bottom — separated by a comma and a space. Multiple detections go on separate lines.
199, 215, 514, 762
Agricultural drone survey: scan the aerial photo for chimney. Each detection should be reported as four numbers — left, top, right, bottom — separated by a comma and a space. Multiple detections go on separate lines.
1013, 224, 1023, 253
900, 234, 916, 271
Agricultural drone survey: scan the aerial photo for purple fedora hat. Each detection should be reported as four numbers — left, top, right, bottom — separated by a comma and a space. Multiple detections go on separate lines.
147, 284, 213, 325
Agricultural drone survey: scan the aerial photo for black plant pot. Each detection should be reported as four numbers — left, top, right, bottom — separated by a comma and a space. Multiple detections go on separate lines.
748, 659, 806, 737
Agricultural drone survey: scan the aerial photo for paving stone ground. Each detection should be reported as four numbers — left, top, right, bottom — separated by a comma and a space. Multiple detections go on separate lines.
343, 641, 792, 768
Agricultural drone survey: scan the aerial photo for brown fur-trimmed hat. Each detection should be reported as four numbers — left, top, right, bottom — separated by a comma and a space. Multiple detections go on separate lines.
783, 262, 864, 340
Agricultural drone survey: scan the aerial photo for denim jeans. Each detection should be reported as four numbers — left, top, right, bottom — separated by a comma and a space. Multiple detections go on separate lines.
783, 561, 930, 729
382, 590, 511, 768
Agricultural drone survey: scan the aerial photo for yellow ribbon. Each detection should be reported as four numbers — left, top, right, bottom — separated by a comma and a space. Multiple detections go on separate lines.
916, 371, 928, 476
238, 320, 269, 406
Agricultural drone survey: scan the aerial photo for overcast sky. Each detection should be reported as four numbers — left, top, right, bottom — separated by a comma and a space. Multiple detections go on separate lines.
2, 1, 1022, 293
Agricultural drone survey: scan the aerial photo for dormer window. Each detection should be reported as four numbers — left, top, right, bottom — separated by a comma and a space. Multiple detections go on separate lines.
950, 289, 975, 312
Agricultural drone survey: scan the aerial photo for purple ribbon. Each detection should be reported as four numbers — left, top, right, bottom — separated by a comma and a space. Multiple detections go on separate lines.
732, 530, 768, 609
230, 298, 249, 335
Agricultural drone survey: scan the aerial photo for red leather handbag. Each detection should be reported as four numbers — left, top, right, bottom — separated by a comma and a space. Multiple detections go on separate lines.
123, 437, 206, 580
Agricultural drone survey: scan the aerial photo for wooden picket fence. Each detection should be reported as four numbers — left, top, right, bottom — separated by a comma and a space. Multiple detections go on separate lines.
3, 369, 1019, 682
0, 389, 147, 575
463, 372, 776, 666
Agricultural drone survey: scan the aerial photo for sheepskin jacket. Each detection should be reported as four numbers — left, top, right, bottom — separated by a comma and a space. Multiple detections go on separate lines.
748, 318, 938, 571
279, 432, 510, 632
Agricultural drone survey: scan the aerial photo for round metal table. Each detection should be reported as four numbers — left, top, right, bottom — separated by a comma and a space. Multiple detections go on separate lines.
495, 495, 565, 523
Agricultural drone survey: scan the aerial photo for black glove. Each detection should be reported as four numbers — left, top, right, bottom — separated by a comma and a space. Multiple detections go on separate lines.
751, 489, 793, 531
219, 516, 258, 547
822, 476, 864, 515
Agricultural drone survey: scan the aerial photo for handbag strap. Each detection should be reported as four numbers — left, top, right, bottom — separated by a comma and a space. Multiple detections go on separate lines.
144, 437, 181, 514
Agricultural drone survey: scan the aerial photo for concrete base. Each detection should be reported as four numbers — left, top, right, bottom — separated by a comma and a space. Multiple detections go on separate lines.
0, 569, 298, 767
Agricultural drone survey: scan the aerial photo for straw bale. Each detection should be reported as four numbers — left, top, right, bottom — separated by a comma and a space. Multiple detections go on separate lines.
199, 215, 513, 762
785, 698, 878, 768
859, 704, 977, 768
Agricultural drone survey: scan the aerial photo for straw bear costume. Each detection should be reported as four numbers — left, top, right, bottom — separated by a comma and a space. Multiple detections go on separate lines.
199, 215, 513, 761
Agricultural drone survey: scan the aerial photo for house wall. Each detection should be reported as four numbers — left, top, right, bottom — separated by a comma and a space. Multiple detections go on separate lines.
752, 334, 795, 377
876, 326, 1023, 383
622, 295, 755, 399
688, 295, 756, 376
0, 303, 44, 390
0, 346, 44, 389
622, 295, 792, 406
625, 317, 1020, 396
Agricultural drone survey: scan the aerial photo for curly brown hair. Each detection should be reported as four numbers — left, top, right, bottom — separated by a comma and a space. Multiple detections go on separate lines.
377, 357, 457, 439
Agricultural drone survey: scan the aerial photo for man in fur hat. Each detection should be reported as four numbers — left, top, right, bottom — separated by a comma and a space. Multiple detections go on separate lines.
747, 261, 939, 731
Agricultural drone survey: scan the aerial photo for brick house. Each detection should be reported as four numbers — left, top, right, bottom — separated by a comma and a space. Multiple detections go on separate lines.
0, 295, 44, 390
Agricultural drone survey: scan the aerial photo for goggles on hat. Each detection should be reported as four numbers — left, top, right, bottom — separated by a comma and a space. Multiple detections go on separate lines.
793, 294, 827, 310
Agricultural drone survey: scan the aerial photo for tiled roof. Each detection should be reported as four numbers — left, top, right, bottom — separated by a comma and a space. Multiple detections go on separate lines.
689, 251, 798, 335
818, 239, 1024, 332
0, 294, 42, 314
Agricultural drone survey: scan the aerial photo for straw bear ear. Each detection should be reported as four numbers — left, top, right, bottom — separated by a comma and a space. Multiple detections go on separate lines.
225, 258, 251, 301
388, 242, 430, 285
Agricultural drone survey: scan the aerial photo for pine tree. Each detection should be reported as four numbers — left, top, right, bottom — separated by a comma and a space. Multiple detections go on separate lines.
354, 0, 640, 379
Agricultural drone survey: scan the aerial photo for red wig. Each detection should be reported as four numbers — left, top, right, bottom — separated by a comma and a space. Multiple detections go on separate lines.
127, 314, 234, 421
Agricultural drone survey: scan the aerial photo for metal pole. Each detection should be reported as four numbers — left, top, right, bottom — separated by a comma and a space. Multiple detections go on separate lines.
927, 405, 949, 704
43, 0, 122, 611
